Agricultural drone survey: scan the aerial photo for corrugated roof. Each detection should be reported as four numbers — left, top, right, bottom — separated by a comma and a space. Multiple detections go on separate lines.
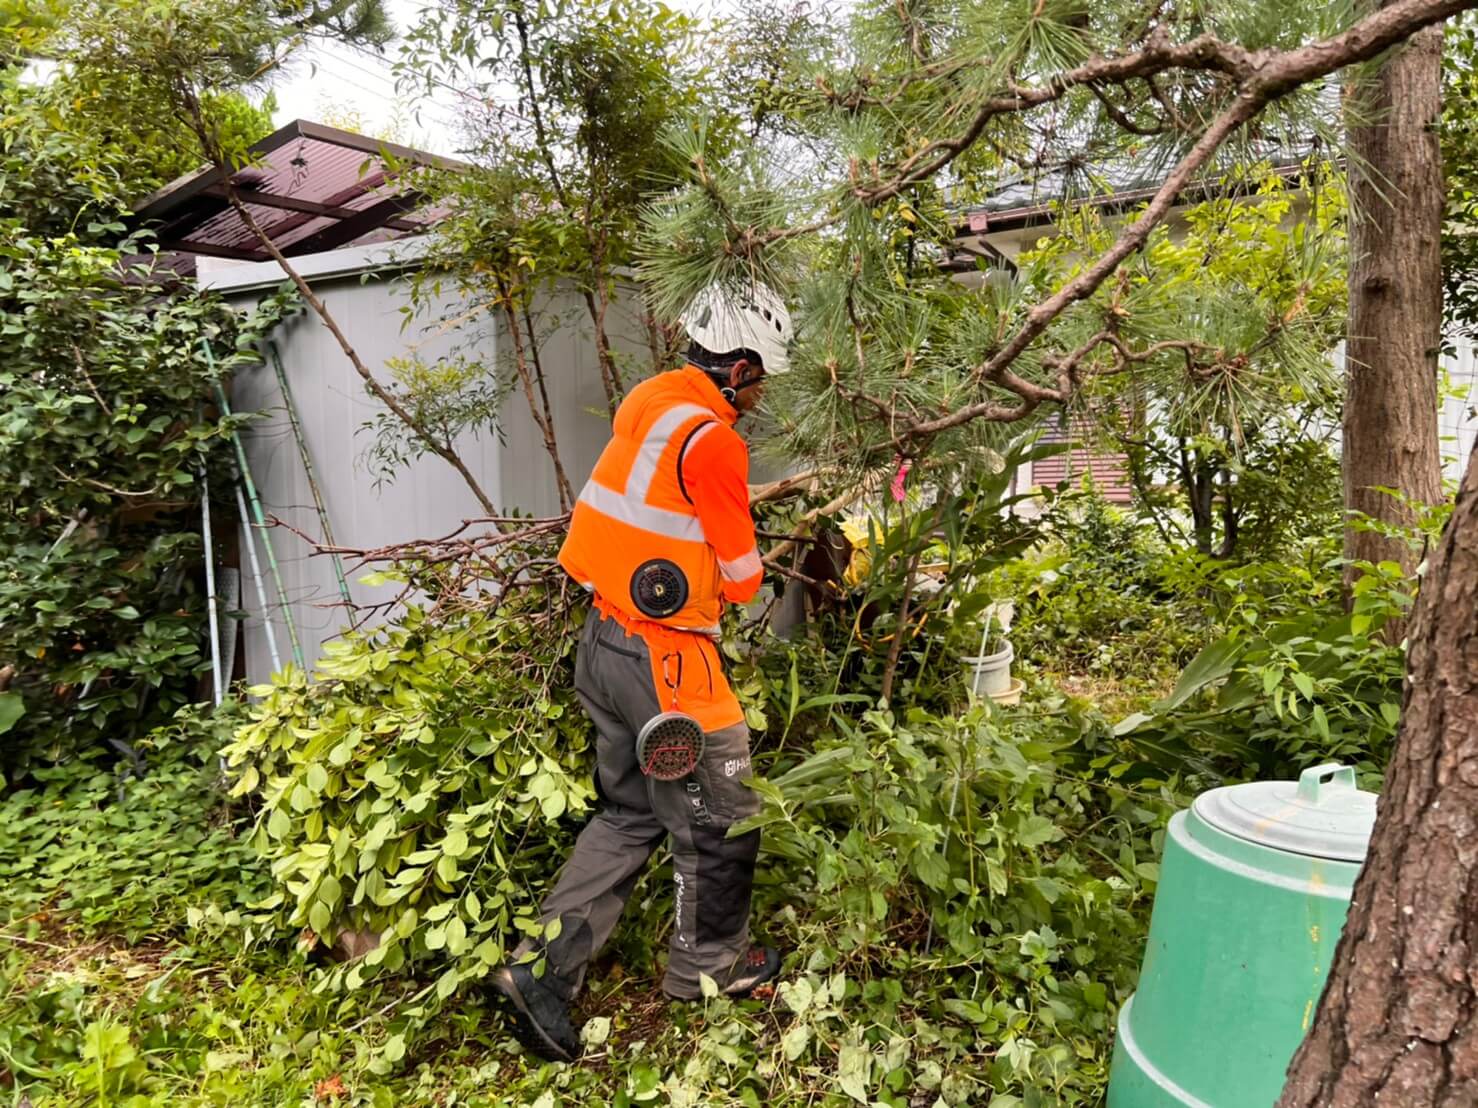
130, 119, 464, 276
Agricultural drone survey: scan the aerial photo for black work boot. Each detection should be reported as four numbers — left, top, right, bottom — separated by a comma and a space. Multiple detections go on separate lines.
491, 964, 581, 1062
723, 945, 781, 996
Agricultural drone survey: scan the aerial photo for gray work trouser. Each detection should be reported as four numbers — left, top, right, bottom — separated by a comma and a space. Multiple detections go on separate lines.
517, 610, 762, 1000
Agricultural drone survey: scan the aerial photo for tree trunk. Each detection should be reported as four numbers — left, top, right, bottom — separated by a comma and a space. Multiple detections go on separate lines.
1342, 12, 1444, 618
1278, 441, 1478, 1105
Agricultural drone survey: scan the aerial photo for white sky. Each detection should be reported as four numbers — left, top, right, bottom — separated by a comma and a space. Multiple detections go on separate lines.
270, 0, 739, 157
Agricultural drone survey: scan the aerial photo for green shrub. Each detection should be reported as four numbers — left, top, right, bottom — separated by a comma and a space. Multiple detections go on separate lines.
1004, 494, 1214, 687
222, 596, 596, 995
1118, 556, 1409, 785
0, 227, 292, 772
735, 702, 1171, 1103
0, 704, 265, 939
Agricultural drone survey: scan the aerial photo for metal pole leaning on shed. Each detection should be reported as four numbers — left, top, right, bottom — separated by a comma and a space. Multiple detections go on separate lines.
200, 470, 224, 706
203, 341, 307, 671
235, 479, 282, 674
268, 341, 353, 608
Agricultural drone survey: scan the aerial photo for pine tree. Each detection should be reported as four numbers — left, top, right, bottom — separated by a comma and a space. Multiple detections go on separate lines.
638, 0, 1474, 494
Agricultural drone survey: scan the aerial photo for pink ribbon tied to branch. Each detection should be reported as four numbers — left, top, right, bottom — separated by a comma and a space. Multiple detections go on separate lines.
890, 455, 912, 503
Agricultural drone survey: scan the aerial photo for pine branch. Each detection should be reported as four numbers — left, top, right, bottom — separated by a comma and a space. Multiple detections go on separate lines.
896, 0, 1472, 444
745, 0, 1474, 252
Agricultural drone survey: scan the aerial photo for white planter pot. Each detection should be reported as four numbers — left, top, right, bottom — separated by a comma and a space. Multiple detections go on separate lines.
963, 639, 1014, 698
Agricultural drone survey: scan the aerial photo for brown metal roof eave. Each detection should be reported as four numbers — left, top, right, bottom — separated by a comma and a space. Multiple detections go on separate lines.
953, 158, 1343, 240
132, 119, 468, 224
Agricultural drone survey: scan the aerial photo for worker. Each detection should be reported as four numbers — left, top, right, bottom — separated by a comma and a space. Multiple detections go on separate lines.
491, 281, 792, 1062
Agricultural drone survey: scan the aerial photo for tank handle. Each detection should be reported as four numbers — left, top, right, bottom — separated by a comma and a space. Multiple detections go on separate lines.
1296, 763, 1356, 804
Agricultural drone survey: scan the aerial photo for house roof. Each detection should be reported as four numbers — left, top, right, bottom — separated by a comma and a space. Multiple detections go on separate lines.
957, 154, 1319, 238
130, 119, 465, 276
943, 145, 1334, 277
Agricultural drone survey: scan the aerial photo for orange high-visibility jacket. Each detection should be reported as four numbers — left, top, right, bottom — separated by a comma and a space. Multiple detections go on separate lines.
559, 366, 764, 731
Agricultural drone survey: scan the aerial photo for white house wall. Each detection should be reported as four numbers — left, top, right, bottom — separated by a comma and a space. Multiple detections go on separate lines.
1441, 337, 1478, 481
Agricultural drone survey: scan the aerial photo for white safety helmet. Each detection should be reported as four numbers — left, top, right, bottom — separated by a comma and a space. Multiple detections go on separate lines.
679, 281, 792, 376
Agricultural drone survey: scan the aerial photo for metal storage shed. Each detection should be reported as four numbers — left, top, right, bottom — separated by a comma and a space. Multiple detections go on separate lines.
138, 121, 646, 688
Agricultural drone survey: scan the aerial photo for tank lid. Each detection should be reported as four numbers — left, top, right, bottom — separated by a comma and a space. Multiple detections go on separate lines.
1192, 763, 1378, 863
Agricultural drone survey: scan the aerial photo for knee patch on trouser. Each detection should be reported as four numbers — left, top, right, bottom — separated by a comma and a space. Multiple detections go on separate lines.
692, 825, 760, 945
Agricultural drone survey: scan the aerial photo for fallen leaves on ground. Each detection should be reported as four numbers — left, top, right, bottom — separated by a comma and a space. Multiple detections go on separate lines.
314, 1074, 347, 1101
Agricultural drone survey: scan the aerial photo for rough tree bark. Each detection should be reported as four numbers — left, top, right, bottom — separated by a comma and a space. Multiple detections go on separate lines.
1278, 442, 1478, 1105
1342, 10, 1444, 618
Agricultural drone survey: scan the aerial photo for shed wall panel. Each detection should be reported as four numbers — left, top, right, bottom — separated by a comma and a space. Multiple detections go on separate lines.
224, 270, 650, 688
228, 274, 503, 687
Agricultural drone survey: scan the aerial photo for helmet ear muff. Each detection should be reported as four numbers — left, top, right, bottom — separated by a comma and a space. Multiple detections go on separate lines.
692, 349, 757, 404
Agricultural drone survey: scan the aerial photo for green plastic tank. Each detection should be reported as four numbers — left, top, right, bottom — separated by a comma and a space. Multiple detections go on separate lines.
1108, 763, 1377, 1108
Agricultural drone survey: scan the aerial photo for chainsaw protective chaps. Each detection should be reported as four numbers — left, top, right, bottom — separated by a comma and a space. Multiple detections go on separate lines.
515, 611, 762, 1000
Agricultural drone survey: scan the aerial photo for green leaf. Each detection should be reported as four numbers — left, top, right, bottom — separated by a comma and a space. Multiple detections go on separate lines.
779, 977, 813, 1014
1015, 815, 1061, 848
289, 782, 316, 813
443, 828, 468, 858
1157, 637, 1241, 712
838, 1036, 871, 1103
913, 849, 950, 890
436, 967, 461, 1000
985, 858, 1008, 897
781, 1021, 811, 1061
445, 916, 468, 954
1312, 705, 1331, 740
582, 1016, 612, 1047
1112, 711, 1153, 737
309, 899, 330, 935
0, 693, 26, 736
382, 1033, 406, 1063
